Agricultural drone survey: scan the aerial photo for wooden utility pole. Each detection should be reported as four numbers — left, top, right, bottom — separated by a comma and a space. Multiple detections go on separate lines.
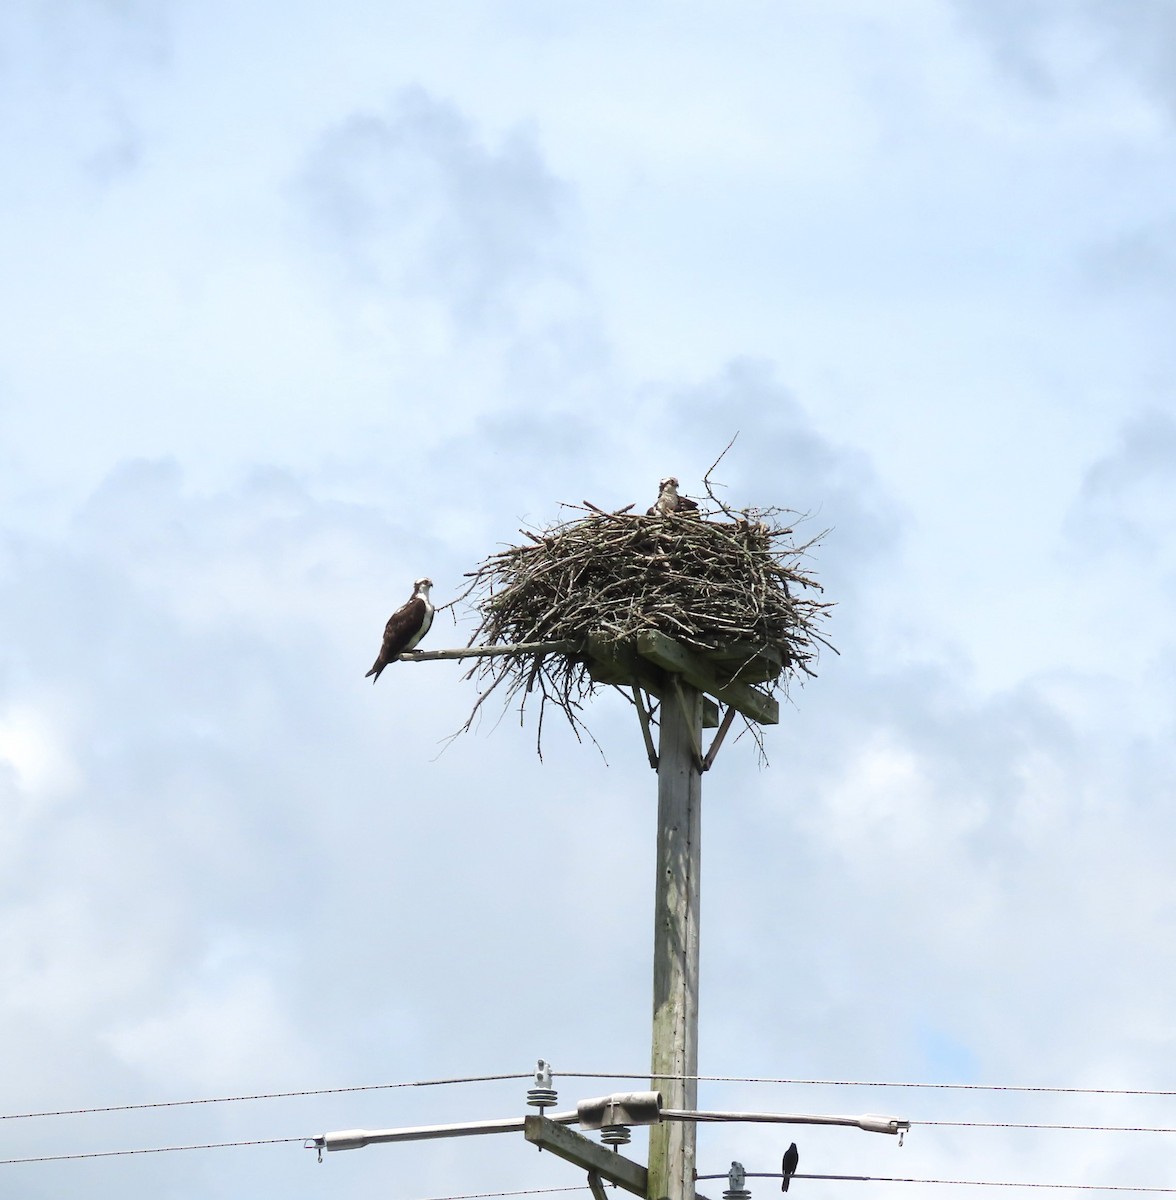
648, 681, 703, 1200
404, 629, 783, 1200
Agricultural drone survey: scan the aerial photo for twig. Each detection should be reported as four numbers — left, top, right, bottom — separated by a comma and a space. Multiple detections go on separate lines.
702, 433, 739, 490
400, 642, 580, 662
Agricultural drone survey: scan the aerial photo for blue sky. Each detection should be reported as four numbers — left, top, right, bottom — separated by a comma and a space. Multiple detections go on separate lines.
3, 3, 1176, 1197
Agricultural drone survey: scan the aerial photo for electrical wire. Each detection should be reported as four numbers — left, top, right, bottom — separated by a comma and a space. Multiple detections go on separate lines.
13, 1136, 1176, 1199
5, 1068, 1176, 1196
915, 1121, 1176, 1134
5, 1131, 1176, 1196
358, 1190, 584, 1200
7, 1139, 1176, 1200
10, 1070, 1176, 1124
0, 1072, 532, 1122
558, 1072, 1176, 1098
700, 1171, 1176, 1190
0, 1137, 306, 1165
748, 1176, 1176, 1195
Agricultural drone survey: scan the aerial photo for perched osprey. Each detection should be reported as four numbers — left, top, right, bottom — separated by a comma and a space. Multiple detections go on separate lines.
781, 1143, 799, 1193
646, 476, 700, 517
365, 578, 435, 683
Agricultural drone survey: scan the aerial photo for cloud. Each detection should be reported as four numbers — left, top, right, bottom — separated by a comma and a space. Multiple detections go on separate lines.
954, 0, 1176, 118
1067, 408, 1176, 562
0, 458, 654, 1103
296, 88, 593, 342
0, 704, 79, 799
103, 960, 306, 1092
0, 1, 164, 191
1081, 219, 1176, 293
1080, 408, 1176, 498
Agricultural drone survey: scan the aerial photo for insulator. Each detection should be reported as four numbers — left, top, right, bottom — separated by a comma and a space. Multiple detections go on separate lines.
600, 1124, 631, 1146
527, 1059, 558, 1111
724, 1160, 750, 1200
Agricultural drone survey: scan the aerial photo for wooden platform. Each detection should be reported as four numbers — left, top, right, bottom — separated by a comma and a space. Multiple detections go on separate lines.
583, 630, 780, 726
400, 632, 782, 728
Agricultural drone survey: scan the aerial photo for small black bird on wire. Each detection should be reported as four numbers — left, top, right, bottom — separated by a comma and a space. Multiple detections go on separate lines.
781, 1142, 799, 1192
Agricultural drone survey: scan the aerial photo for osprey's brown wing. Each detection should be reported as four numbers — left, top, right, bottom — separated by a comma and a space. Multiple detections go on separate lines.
365, 595, 426, 683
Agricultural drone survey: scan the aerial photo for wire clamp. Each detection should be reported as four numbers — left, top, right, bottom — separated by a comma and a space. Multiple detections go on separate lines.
527, 1059, 558, 1114
724, 1160, 751, 1200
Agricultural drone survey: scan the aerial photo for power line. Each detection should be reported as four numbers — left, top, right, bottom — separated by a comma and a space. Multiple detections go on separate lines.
797, 1176, 1176, 1193
0, 1137, 305, 1165
701, 1174, 1176, 1193
0, 1072, 532, 1122
9, 1137, 1176, 1200
364, 1190, 584, 1200
7, 1069, 1176, 1129
916, 1121, 1176, 1134
559, 1073, 1176, 1098
4, 1119, 1175, 1194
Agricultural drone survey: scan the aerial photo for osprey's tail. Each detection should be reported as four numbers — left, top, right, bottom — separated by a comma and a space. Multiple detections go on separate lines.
365, 660, 385, 683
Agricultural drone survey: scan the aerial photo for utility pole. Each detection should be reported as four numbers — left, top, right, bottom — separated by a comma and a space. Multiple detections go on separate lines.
322, 633, 911, 1191
319, 500, 852, 1190
406, 632, 779, 1200
402, 626, 784, 1200
648, 682, 703, 1200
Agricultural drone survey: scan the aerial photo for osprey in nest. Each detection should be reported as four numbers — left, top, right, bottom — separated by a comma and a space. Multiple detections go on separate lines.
646, 476, 700, 517
366, 577, 435, 682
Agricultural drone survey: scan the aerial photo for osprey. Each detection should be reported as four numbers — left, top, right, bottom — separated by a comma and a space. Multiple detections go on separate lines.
365, 577, 435, 683
646, 476, 700, 517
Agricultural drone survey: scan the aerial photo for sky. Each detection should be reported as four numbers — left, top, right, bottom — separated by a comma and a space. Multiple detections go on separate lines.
3, 1, 1176, 1197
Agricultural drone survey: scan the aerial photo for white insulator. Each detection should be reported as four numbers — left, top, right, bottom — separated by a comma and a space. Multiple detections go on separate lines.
600, 1124, 632, 1146
527, 1059, 558, 1110
724, 1159, 750, 1200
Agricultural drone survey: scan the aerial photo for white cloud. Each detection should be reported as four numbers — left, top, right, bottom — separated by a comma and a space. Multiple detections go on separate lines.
0, 705, 79, 799
103, 960, 304, 1092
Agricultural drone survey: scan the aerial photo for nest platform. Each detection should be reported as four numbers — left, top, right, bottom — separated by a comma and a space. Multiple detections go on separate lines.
451, 500, 833, 747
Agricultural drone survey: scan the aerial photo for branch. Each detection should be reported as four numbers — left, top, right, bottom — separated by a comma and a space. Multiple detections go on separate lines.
702, 432, 739, 488
400, 641, 581, 663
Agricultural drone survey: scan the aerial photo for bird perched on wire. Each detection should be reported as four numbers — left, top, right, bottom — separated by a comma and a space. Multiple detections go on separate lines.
781, 1143, 799, 1192
646, 476, 700, 517
365, 577, 435, 683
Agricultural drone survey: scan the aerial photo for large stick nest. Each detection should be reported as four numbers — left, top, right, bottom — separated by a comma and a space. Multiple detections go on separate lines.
453, 493, 834, 756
